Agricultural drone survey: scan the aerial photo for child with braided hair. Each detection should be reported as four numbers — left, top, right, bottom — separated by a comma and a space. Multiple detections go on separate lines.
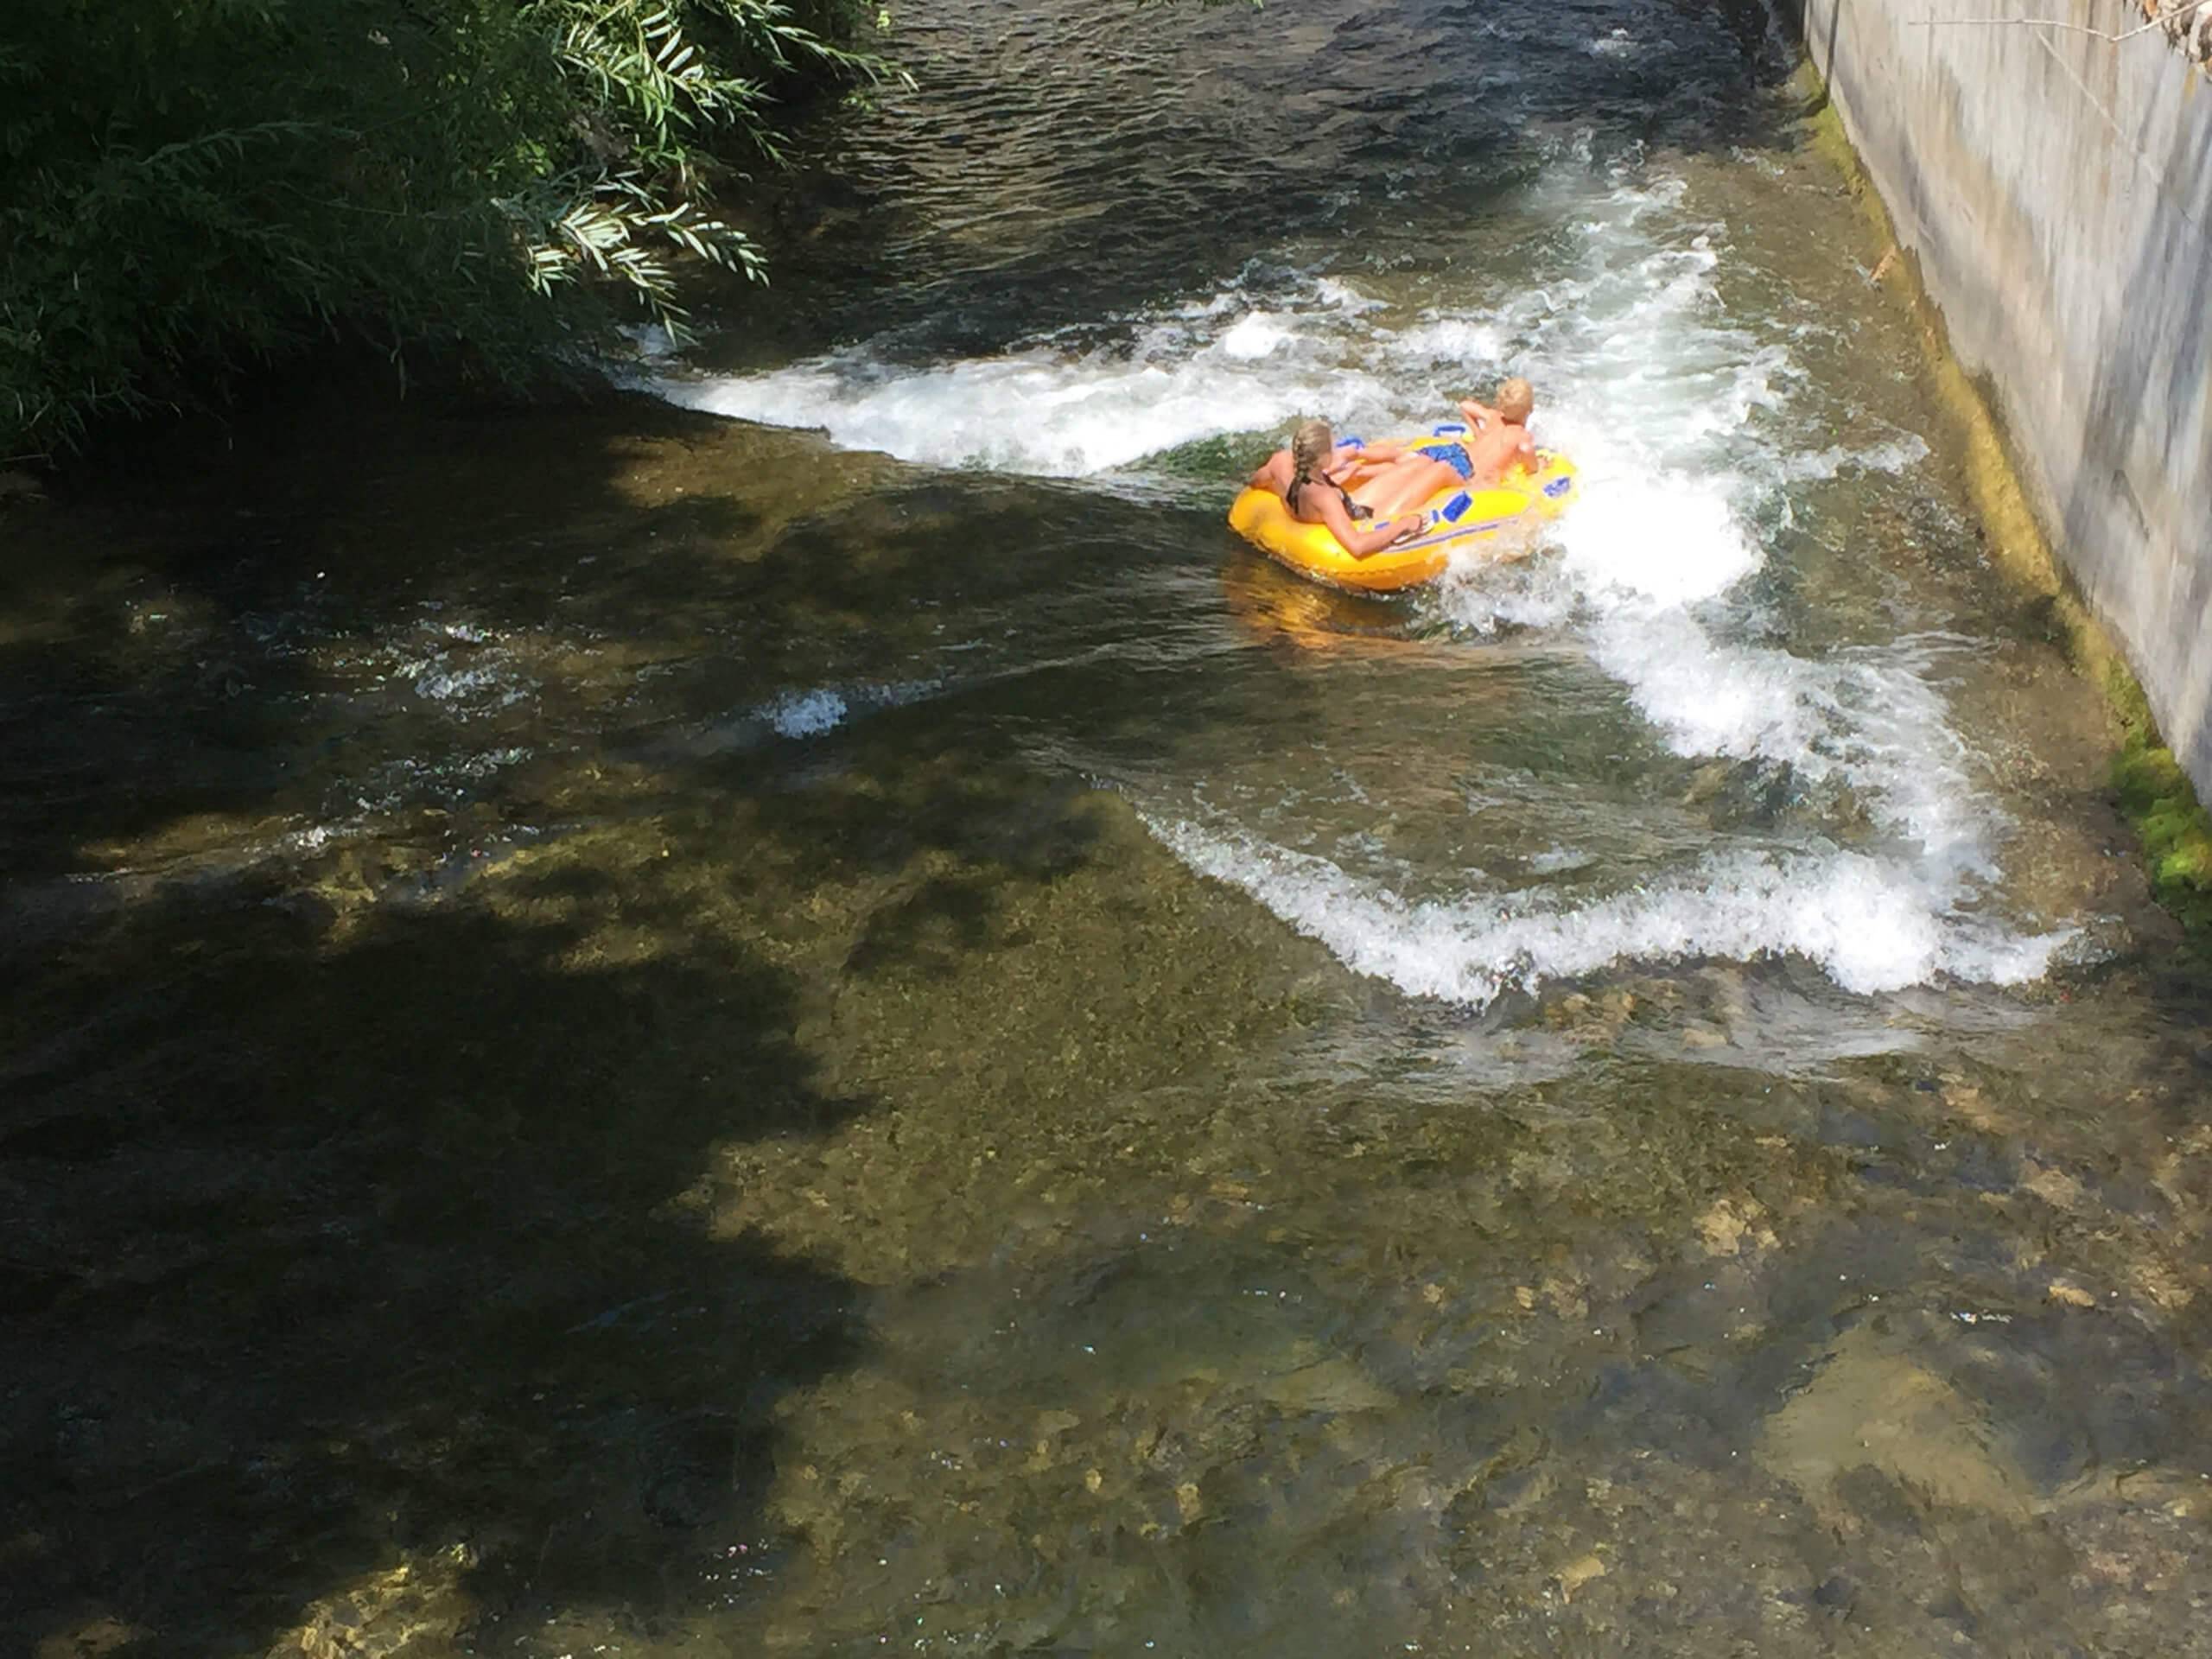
1247, 420, 1426, 558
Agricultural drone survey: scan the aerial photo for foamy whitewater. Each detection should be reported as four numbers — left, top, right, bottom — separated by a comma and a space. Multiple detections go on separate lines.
1147, 821, 2063, 1005
651, 277, 1401, 476
653, 160, 2075, 1006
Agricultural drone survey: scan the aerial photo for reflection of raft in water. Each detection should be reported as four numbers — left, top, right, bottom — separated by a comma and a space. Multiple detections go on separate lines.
1228, 424, 1579, 594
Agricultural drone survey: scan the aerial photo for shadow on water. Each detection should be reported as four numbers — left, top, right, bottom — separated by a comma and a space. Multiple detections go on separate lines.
0, 389, 1127, 1657
0, 391, 759, 880
2, 868, 861, 1656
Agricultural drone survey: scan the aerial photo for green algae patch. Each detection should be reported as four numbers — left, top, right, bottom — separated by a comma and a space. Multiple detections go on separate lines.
2108, 669, 2212, 947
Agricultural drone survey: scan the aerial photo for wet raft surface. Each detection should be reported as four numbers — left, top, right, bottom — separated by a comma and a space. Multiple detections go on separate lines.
10, 1, 2212, 1656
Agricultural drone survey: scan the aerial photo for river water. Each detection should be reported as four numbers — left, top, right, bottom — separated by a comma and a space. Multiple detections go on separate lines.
8, 1, 2212, 1655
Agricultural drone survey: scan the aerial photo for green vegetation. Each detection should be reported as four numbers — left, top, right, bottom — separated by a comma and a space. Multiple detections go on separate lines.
2108, 667, 2212, 944
0, 0, 892, 459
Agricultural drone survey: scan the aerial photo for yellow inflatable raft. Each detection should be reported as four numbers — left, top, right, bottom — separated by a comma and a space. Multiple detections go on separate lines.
1229, 425, 1579, 594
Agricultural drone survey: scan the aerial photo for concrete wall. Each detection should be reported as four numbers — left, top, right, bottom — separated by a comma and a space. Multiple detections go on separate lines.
1796, 0, 2212, 795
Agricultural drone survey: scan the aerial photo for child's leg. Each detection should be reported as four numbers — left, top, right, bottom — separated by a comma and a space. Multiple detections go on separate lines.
1353, 455, 1466, 518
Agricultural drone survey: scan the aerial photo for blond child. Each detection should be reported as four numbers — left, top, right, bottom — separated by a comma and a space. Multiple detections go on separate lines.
1355, 378, 1541, 517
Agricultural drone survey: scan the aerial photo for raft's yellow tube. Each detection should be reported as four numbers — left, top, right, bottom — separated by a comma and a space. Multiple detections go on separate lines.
1229, 428, 1579, 594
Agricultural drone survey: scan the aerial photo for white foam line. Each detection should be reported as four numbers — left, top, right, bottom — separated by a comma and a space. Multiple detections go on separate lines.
649, 274, 1400, 476
1778, 435, 1931, 483
1151, 817, 2071, 1008
752, 678, 942, 741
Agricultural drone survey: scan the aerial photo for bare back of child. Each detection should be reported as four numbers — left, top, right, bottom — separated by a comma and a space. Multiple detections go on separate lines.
1352, 377, 1540, 518
1455, 377, 1539, 485
1451, 373, 1539, 484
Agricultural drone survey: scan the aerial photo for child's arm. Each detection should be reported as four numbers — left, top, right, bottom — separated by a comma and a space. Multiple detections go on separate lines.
1344, 514, 1427, 559
1456, 397, 1499, 429
1314, 490, 1425, 557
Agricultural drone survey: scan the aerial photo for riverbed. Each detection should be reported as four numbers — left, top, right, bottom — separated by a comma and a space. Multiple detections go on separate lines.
7, 0, 2212, 1655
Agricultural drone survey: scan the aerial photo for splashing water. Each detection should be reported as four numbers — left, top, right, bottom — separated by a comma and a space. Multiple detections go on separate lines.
646, 151, 2069, 1006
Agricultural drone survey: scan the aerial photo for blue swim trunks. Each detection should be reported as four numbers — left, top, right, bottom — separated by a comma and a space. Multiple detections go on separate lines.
1416, 441, 1476, 480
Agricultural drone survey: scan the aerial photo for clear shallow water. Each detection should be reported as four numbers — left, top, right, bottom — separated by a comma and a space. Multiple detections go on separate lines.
7, 2, 2212, 1656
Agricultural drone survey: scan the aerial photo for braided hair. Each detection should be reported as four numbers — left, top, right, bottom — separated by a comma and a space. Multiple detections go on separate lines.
1287, 419, 1333, 510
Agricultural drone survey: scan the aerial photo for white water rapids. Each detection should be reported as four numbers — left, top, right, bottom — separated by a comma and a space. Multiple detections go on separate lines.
648, 151, 2076, 1007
